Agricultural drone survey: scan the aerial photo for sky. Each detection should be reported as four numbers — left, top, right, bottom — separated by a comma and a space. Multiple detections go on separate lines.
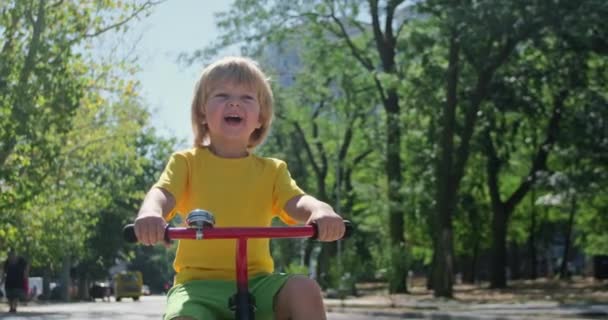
128, 0, 235, 145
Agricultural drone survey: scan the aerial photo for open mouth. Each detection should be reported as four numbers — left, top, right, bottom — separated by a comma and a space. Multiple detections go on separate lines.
224, 115, 243, 124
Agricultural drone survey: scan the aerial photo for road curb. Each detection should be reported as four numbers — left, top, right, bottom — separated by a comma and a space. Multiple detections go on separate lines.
325, 301, 608, 319
327, 306, 510, 320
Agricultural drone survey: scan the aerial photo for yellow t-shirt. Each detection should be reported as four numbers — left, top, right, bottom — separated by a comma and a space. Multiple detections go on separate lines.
154, 147, 304, 283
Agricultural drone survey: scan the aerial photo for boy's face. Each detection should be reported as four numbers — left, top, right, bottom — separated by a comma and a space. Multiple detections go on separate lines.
204, 81, 262, 146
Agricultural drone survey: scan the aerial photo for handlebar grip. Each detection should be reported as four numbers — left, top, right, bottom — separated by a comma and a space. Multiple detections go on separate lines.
123, 224, 137, 243
344, 220, 354, 239
311, 220, 354, 240
123, 224, 171, 244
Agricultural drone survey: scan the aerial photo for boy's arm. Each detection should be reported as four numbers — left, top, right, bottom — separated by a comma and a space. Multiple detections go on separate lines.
284, 194, 345, 242
134, 187, 176, 245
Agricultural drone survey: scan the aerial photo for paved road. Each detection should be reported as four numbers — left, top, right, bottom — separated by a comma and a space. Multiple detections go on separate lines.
2, 296, 607, 319
0, 295, 398, 320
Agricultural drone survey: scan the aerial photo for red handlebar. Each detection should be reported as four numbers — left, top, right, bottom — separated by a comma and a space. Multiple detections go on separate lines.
123, 221, 353, 243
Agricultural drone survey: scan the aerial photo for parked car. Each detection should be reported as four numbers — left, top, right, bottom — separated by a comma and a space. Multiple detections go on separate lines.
113, 271, 142, 302
141, 284, 150, 296
49, 283, 78, 300
89, 282, 111, 302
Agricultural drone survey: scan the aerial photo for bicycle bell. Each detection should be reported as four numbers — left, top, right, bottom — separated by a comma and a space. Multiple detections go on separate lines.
186, 209, 216, 228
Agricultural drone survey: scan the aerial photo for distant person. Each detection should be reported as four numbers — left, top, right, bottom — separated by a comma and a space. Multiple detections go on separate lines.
31, 284, 38, 301
133, 56, 346, 320
1, 249, 29, 313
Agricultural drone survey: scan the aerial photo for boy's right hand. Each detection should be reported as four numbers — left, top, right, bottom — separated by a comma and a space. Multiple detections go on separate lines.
134, 213, 167, 246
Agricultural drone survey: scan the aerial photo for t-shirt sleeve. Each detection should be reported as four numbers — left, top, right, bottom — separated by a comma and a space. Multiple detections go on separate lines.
153, 153, 189, 221
272, 160, 305, 225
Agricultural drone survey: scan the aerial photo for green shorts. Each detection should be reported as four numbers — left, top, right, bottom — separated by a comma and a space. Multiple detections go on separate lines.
164, 273, 291, 320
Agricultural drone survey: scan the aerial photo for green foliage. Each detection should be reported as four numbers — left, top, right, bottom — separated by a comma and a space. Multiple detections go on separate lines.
2, 0, 602, 293
190, 0, 608, 292
576, 193, 608, 255
128, 242, 176, 293
0, 0, 171, 283
284, 262, 308, 276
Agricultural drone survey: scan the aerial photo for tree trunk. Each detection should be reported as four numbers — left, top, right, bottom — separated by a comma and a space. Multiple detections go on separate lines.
510, 242, 522, 280
559, 195, 577, 279
431, 216, 455, 296
327, 1, 408, 292
490, 208, 508, 288
471, 210, 482, 284
42, 269, 52, 300
528, 192, 538, 279
78, 275, 90, 301
486, 92, 563, 288
368, 1, 407, 293
426, 254, 434, 290
317, 242, 338, 288
302, 239, 315, 272
470, 237, 480, 284
431, 29, 460, 298
61, 255, 71, 302
386, 102, 407, 293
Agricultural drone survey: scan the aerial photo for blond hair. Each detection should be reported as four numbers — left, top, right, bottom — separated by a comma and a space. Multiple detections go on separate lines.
191, 56, 274, 149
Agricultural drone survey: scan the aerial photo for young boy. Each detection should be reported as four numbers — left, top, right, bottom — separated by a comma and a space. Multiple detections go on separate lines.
134, 56, 345, 320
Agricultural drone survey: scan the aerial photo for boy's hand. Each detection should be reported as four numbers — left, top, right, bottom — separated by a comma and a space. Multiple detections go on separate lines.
134, 213, 167, 246
307, 209, 345, 242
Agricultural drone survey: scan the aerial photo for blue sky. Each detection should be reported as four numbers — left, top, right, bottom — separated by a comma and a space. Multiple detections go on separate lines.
129, 0, 235, 145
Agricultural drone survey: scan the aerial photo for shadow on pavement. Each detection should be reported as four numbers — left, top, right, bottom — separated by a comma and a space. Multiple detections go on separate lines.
0, 311, 66, 319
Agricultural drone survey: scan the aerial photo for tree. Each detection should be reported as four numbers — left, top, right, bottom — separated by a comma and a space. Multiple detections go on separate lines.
179, 0, 608, 297
0, 0, 162, 232
190, 0, 411, 294
477, 0, 608, 288
0, 0, 165, 300
255, 26, 378, 289
414, 0, 607, 294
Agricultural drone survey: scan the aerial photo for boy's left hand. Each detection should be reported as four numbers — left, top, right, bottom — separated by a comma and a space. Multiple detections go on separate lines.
307, 209, 345, 242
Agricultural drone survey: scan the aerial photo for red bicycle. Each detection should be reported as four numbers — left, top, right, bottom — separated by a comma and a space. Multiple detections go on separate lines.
123, 209, 353, 320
